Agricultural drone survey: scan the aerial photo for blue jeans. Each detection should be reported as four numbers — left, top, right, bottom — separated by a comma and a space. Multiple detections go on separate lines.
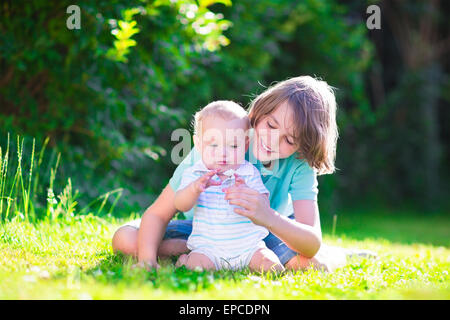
162, 215, 298, 266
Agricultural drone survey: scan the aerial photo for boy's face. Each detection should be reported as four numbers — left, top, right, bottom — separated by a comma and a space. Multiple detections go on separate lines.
252, 102, 299, 162
194, 116, 249, 172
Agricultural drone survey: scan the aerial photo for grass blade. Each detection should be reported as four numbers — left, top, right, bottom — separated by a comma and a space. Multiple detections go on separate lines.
32, 136, 49, 202
25, 138, 36, 221
0, 133, 10, 219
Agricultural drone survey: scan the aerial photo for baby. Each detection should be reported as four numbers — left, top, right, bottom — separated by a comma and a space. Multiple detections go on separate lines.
174, 100, 284, 272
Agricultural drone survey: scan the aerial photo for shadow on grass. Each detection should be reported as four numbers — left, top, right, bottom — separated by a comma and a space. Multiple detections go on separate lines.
321, 210, 450, 247
81, 252, 279, 293
73, 209, 449, 295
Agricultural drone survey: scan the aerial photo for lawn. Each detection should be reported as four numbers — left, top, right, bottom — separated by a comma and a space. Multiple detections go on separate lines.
0, 209, 449, 300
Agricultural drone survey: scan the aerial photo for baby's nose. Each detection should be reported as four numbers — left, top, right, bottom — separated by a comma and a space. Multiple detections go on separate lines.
219, 147, 228, 157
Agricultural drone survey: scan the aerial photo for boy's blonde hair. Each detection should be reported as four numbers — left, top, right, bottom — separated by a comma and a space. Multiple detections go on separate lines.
192, 100, 250, 136
248, 76, 338, 175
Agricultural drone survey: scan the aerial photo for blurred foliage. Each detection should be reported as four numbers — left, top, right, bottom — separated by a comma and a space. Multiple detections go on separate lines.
0, 0, 448, 215
0, 0, 232, 213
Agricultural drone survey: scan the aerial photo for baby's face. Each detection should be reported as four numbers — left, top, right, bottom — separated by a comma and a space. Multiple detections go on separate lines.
194, 117, 249, 172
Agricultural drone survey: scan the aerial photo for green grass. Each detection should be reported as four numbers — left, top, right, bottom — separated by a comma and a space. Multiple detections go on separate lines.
0, 210, 448, 299
0, 135, 449, 299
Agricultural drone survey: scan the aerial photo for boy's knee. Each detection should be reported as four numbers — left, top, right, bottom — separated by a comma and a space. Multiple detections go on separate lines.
112, 226, 138, 257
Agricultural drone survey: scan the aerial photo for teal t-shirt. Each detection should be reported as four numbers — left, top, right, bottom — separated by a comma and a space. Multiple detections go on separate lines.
169, 131, 318, 219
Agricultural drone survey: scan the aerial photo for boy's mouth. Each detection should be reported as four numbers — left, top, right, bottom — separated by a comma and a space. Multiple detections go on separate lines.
260, 138, 273, 153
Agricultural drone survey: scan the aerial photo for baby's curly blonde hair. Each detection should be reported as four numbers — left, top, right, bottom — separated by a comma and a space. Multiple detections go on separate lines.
192, 100, 250, 136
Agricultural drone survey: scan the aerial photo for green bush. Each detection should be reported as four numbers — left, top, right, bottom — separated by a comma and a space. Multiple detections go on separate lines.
1, 0, 233, 213
1, 0, 448, 215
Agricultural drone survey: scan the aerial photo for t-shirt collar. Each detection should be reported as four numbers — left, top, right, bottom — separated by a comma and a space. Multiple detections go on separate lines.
192, 159, 254, 177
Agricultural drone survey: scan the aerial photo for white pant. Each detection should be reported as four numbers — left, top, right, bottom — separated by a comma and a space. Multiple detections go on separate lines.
191, 241, 267, 270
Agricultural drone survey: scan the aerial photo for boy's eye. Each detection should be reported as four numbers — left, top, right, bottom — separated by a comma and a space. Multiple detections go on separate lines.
286, 137, 294, 146
210, 144, 218, 147
230, 145, 238, 149
267, 121, 275, 129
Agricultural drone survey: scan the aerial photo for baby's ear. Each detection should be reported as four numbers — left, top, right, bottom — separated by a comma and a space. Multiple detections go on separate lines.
244, 135, 250, 151
193, 134, 201, 153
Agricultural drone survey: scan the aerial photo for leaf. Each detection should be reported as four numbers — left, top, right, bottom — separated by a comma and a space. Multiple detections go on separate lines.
199, 0, 232, 9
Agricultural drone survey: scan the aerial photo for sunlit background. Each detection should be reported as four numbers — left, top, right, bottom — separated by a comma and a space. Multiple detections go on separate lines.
1, 0, 449, 220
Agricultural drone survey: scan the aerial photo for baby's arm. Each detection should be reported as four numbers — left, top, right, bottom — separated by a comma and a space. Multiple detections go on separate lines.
174, 169, 221, 212
174, 182, 202, 212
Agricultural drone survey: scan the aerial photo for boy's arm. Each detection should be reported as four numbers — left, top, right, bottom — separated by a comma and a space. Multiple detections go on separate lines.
137, 184, 178, 267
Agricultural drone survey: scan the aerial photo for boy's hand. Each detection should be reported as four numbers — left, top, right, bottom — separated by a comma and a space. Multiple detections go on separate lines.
223, 173, 273, 227
191, 169, 222, 193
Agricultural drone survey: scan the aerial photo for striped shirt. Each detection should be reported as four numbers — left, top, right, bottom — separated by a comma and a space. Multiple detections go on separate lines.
177, 159, 270, 259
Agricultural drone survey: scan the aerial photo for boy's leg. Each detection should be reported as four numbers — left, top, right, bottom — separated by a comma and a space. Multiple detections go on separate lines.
112, 219, 192, 258
262, 215, 346, 273
112, 226, 139, 258
264, 230, 347, 272
284, 244, 348, 272
248, 247, 285, 273
158, 239, 189, 257
176, 252, 216, 271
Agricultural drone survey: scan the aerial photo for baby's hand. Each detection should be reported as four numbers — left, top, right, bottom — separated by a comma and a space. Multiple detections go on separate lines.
192, 169, 222, 193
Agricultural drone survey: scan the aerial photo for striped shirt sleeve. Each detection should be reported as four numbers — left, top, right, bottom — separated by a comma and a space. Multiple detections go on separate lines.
177, 167, 197, 192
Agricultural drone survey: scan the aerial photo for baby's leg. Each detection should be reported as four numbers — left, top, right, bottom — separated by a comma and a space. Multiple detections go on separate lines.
112, 226, 189, 258
176, 252, 216, 271
249, 247, 285, 273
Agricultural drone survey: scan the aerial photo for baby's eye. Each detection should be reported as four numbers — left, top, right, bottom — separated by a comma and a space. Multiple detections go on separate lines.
230, 145, 238, 149
210, 144, 218, 147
